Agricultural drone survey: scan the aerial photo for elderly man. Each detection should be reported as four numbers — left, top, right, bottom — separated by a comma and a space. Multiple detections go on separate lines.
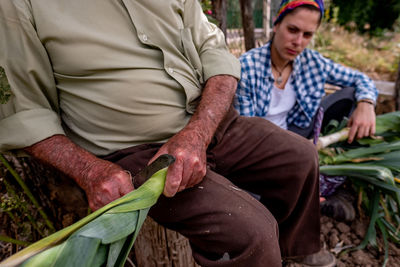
0, 1, 334, 266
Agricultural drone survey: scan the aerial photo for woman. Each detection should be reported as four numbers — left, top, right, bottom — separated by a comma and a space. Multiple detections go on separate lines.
235, 0, 378, 223
234, 0, 377, 143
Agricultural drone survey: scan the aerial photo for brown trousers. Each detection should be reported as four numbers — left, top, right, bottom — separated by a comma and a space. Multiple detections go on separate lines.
103, 107, 321, 267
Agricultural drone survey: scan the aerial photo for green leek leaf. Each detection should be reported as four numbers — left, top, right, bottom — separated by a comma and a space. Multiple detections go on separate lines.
0, 167, 168, 267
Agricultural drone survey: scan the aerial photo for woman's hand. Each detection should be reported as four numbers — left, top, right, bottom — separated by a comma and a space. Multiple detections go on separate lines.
347, 102, 376, 143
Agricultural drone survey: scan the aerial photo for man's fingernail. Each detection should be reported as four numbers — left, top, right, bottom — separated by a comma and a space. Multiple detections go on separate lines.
164, 187, 174, 197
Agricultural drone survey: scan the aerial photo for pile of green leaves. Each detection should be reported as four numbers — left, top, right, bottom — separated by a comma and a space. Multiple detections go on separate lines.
318, 111, 400, 266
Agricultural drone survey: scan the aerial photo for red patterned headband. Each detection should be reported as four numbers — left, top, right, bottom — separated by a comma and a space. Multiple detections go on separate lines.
274, 0, 324, 25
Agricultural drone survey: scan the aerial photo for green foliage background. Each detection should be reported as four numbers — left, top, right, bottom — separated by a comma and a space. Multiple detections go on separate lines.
331, 0, 400, 35
227, 0, 264, 28
222, 0, 400, 36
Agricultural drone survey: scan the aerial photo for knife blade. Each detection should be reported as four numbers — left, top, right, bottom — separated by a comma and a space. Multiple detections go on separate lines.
131, 154, 175, 187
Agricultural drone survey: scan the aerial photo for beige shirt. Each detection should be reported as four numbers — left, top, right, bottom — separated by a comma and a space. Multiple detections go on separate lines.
0, 0, 240, 155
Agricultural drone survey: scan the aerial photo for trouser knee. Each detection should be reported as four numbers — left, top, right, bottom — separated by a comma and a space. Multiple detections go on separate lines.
289, 134, 319, 173
221, 207, 282, 266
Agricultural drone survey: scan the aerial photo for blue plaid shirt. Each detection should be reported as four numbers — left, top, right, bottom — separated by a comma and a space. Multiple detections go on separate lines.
234, 42, 378, 128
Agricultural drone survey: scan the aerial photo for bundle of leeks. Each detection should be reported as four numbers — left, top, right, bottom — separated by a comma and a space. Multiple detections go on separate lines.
0, 167, 169, 267
317, 111, 400, 266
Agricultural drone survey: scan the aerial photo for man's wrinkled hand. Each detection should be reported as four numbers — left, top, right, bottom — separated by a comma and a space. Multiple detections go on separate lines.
147, 75, 237, 197
149, 128, 207, 198
81, 160, 134, 211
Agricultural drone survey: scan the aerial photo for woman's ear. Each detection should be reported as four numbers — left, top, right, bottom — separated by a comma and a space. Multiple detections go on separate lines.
273, 24, 278, 33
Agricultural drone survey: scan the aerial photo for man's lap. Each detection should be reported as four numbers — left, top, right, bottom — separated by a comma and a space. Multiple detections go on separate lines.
102, 107, 320, 258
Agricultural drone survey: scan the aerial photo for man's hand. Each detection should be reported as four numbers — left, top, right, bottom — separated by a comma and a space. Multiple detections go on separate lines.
150, 126, 207, 197
79, 159, 134, 211
150, 75, 238, 197
25, 135, 134, 211
347, 101, 376, 143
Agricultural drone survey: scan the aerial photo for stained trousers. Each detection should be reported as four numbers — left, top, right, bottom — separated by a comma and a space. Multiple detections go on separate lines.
103, 107, 321, 267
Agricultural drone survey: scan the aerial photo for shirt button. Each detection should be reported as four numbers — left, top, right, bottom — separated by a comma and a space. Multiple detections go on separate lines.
142, 34, 148, 42
168, 67, 174, 74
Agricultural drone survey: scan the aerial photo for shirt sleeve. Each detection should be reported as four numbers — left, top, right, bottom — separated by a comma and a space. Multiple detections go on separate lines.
233, 56, 256, 116
321, 53, 378, 103
182, 0, 240, 81
0, 2, 65, 152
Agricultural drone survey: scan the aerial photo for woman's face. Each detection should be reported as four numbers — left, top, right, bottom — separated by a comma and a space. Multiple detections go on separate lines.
272, 7, 320, 61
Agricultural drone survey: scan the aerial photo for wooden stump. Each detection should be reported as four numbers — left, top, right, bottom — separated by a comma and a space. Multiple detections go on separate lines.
134, 217, 200, 267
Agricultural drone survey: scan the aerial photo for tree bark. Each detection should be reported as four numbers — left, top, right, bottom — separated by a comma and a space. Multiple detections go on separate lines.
263, 0, 271, 40
239, 0, 255, 51
134, 217, 200, 267
212, 0, 228, 37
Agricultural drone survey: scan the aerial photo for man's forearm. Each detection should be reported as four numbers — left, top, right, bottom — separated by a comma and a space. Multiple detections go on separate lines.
151, 74, 238, 196
24, 134, 102, 191
25, 134, 134, 210
185, 75, 238, 146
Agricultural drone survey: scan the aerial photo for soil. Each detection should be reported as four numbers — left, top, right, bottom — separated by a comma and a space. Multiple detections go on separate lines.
318, 215, 400, 267
319, 215, 399, 267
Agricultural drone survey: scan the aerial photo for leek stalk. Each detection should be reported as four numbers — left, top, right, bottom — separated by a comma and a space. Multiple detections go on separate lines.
0, 167, 169, 267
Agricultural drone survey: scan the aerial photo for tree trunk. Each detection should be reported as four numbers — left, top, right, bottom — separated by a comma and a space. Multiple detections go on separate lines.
396, 59, 400, 110
239, 0, 255, 51
212, 0, 228, 37
263, 0, 271, 40
270, 0, 281, 21
134, 217, 200, 267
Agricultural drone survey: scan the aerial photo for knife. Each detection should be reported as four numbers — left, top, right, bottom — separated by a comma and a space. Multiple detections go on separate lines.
131, 154, 175, 187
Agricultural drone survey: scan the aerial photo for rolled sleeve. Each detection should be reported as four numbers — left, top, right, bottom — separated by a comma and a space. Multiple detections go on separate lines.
183, 0, 240, 81
0, 2, 64, 152
201, 49, 240, 82
0, 109, 64, 151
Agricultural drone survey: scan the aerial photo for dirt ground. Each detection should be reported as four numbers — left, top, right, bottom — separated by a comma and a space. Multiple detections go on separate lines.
285, 214, 400, 267
319, 215, 400, 267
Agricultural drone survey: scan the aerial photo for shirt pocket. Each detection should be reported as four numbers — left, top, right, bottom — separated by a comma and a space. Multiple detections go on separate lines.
180, 28, 204, 85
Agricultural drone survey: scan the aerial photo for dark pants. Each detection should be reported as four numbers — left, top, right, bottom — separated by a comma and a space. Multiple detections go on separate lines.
288, 87, 356, 139
103, 107, 321, 267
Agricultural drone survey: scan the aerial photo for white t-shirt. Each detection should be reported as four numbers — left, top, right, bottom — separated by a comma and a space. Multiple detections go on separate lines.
264, 77, 297, 129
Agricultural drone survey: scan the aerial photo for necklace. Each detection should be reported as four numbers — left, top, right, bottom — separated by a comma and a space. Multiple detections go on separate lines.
271, 60, 291, 85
